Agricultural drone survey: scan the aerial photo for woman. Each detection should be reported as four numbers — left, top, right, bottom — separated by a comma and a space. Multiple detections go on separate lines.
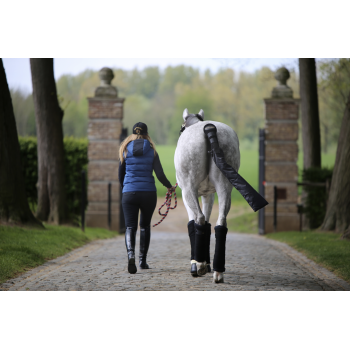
118, 122, 175, 274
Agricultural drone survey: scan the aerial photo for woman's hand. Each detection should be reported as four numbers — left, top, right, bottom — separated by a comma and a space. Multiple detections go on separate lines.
167, 186, 176, 193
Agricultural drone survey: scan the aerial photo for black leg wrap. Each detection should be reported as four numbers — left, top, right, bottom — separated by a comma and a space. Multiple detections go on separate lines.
125, 227, 137, 274
213, 225, 228, 273
139, 226, 151, 269
187, 220, 195, 260
204, 222, 211, 265
194, 223, 206, 262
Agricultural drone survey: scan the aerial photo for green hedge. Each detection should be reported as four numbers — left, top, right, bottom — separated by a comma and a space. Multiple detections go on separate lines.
302, 167, 333, 229
19, 137, 88, 222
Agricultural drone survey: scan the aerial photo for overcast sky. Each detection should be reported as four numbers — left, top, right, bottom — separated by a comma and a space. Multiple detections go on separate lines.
3, 58, 299, 93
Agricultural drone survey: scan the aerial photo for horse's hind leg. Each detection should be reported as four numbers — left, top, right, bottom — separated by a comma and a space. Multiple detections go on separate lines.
182, 187, 207, 276
201, 193, 215, 272
182, 188, 204, 276
182, 191, 197, 276
212, 179, 232, 283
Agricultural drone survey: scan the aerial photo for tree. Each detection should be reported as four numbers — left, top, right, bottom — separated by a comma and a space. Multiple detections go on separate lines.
321, 91, 350, 238
10, 88, 36, 136
299, 58, 321, 169
168, 86, 213, 144
138, 66, 160, 99
318, 59, 350, 152
0, 59, 42, 226
30, 58, 67, 224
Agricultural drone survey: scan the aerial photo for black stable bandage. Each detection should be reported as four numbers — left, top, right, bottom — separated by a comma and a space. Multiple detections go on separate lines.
187, 220, 195, 261
213, 225, 228, 272
204, 222, 211, 264
194, 223, 206, 262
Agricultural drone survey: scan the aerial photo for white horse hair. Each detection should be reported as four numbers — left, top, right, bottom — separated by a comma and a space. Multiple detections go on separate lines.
174, 108, 240, 282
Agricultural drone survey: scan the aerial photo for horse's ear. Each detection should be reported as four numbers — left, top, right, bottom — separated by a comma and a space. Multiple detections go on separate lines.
198, 109, 204, 119
183, 108, 189, 121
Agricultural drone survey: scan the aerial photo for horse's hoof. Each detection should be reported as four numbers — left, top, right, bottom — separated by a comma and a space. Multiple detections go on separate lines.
213, 271, 224, 283
197, 261, 207, 276
207, 264, 211, 273
191, 263, 198, 277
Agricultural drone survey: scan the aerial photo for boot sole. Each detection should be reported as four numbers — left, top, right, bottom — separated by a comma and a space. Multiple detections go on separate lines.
128, 258, 137, 274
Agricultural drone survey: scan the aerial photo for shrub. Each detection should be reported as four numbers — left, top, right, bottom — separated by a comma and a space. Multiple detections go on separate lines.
18, 137, 38, 211
18, 137, 88, 222
63, 137, 88, 222
302, 167, 333, 229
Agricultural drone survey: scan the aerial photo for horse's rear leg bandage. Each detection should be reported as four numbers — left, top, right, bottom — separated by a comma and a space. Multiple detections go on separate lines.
187, 220, 195, 261
194, 223, 206, 263
204, 222, 211, 265
213, 225, 228, 273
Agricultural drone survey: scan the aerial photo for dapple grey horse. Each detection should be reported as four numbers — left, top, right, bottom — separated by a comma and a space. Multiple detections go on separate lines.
174, 108, 240, 283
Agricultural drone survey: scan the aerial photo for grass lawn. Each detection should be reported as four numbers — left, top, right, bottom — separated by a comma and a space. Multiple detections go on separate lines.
0, 224, 118, 285
227, 212, 350, 284
227, 210, 258, 233
155, 145, 336, 201
266, 230, 350, 283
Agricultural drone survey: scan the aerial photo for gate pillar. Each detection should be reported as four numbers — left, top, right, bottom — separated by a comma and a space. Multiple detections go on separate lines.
263, 67, 300, 232
86, 67, 125, 231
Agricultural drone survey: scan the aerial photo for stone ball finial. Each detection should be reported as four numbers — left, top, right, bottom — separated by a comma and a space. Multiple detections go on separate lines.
271, 67, 293, 98
274, 67, 290, 86
99, 67, 114, 86
95, 67, 118, 98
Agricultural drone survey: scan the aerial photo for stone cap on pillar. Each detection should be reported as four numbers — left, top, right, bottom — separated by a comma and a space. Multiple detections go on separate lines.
271, 67, 293, 99
95, 67, 118, 98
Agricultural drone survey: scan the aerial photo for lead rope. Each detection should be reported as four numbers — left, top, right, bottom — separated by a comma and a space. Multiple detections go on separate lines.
153, 183, 178, 227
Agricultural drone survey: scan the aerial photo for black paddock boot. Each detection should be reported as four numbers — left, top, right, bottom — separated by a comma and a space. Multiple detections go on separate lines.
194, 223, 207, 276
139, 226, 151, 269
125, 227, 137, 274
213, 225, 228, 273
191, 262, 198, 276
188, 220, 197, 277
204, 222, 212, 272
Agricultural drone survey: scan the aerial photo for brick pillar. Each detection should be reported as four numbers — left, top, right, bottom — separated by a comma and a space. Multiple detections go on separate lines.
86, 67, 125, 231
264, 67, 300, 233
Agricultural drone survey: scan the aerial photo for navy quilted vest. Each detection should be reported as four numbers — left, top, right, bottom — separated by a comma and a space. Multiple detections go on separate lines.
123, 139, 156, 193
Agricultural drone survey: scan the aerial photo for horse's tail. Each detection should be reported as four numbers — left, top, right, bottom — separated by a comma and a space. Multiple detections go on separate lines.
203, 124, 268, 212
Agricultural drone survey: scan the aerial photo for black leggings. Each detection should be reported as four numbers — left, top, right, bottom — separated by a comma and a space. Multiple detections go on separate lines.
122, 191, 157, 229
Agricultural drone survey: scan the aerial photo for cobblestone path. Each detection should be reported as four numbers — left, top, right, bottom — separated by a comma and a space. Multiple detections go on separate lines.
2, 231, 349, 291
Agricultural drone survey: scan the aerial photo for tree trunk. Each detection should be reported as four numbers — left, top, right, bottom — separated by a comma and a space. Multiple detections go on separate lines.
321, 92, 350, 238
30, 59, 66, 224
0, 59, 42, 227
299, 58, 321, 169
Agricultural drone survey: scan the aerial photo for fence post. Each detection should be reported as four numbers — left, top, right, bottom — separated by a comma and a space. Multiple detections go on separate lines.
81, 170, 86, 232
297, 204, 303, 232
119, 128, 128, 234
258, 128, 265, 235
273, 185, 277, 232
108, 182, 111, 230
